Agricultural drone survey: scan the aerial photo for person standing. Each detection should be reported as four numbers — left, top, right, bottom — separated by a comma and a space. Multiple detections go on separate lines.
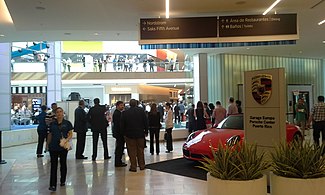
227, 97, 238, 116
295, 98, 308, 138
212, 101, 227, 126
74, 100, 88, 159
179, 101, 185, 122
236, 100, 242, 114
158, 103, 164, 122
165, 102, 174, 153
121, 99, 148, 172
148, 103, 161, 155
112, 101, 127, 167
45, 103, 58, 127
87, 98, 111, 161
174, 103, 180, 123
186, 104, 195, 134
47, 107, 73, 191
195, 101, 209, 131
308, 95, 325, 146
36, 105, 48, 158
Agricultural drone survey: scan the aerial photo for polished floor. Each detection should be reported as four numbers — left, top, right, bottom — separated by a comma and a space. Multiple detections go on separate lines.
0, 128, 316, 195
0, 134, 207, 195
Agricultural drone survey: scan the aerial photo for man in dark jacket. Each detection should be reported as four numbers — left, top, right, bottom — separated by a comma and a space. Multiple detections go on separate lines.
87, 98, 111, 161
74, 100, 88, 159
112, 101, 127, 167
121, 99, 148, 172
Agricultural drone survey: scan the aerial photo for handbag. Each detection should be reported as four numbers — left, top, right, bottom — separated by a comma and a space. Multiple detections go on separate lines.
60, 137, 73, 150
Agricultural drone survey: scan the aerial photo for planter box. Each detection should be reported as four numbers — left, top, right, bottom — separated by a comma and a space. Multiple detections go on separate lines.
270, 172, 325, 195
207, 173, 267, 195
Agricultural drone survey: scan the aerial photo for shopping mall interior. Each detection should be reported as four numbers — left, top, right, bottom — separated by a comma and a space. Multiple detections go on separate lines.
0, 0, 325, 194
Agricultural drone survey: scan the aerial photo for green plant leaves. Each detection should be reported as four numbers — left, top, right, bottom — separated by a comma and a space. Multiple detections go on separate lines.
270, 141, 325, 179
198, 142, 270, 181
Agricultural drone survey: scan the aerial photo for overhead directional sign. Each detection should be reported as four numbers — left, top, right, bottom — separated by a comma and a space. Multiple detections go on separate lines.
139, 14, 298, 44
219, 14, 297, 37
139, 17, 218, 44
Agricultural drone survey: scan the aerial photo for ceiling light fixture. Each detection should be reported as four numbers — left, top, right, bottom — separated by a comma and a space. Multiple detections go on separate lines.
166, 0, 169, 18
0, 34, 5, 37
263, 0, 282, 15
318, 19, 325, 25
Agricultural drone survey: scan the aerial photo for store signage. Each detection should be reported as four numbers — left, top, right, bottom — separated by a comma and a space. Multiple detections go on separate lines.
139, 14, 298, 44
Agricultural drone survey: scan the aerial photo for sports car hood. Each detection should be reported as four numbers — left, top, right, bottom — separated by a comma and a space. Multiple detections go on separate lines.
185, 128, 244, 148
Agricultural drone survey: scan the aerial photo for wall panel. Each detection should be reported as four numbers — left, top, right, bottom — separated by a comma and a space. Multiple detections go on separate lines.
208, 54, 323, 105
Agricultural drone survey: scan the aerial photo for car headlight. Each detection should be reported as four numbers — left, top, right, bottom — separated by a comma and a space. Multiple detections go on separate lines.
186, 132, 196, 142
226, 135, 241, 147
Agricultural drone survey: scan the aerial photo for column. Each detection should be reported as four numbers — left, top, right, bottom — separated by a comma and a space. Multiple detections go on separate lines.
0, 43, 11, 131
193, 53, 208, 104
0, 43, 11, 163
46, 42, 62, 107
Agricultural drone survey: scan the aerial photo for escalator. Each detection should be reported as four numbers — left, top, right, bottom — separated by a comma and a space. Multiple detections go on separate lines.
11, 42, 48, 59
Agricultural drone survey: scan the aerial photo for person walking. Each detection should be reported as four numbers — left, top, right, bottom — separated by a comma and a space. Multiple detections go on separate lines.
87, 98, 111, 161
47, 107, 73, 192
74, 100, 88, 159
165, 102, 174, 153
308, 95, 325, 146
35, 105, 48, 158
148, 103, 161, 155
121, 99, 148, 172
112, 101, 127, 167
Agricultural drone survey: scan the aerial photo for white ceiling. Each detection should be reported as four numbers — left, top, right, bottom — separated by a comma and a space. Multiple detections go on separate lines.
0, 0, 324, 59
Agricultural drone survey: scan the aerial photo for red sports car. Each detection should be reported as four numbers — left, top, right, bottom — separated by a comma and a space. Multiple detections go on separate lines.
183, 114, 302, 161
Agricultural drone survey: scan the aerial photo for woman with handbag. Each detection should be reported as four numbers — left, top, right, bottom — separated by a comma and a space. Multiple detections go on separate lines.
148, 103, 161, 155
47, 107, 73, 192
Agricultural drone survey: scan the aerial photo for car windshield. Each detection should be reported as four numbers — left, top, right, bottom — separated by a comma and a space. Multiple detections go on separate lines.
217, 115, 244, 130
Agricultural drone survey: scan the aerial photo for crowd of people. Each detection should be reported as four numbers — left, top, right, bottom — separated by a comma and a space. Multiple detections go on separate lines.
34, 94, 325, 192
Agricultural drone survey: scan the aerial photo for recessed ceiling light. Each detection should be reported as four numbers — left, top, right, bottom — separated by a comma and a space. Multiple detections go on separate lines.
35, 6, 46, 10
94, 32, 99, 36
318, 19, 325, 25
246, 47, 250, 50
323, 40, 325, 44
0, 34, 5, 37
299, 51, 303, 54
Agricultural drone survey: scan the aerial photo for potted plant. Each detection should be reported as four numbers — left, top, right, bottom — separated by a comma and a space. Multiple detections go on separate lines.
199, 141, 270, 195
270, 141, 325, 195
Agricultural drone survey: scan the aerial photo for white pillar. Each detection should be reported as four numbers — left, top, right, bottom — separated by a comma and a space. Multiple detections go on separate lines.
0, 43, 11, 131
193, 53, 208, 104
47, 42, 62, 107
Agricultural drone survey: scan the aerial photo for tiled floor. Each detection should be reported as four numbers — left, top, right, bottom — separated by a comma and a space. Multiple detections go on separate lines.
0, 134, 207, 195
